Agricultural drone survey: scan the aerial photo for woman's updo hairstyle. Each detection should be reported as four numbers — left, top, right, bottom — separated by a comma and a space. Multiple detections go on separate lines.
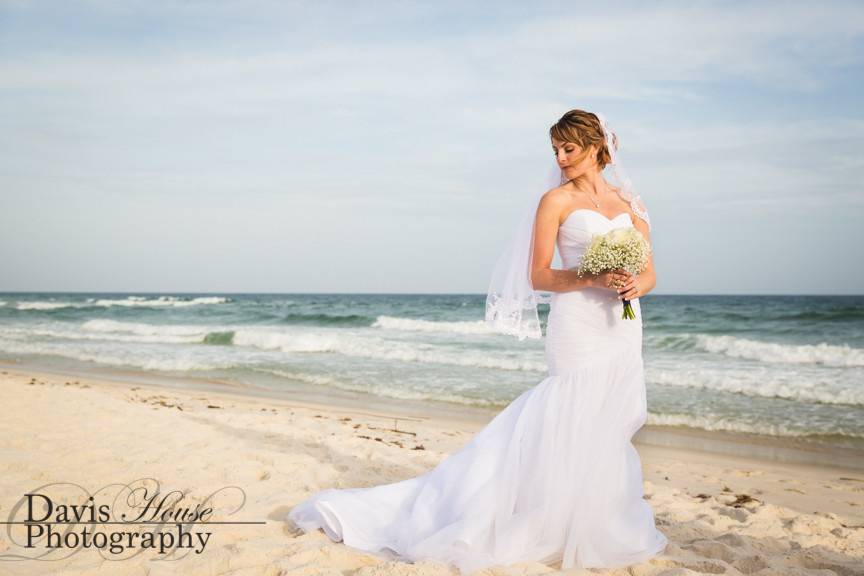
549, 109, 614, 171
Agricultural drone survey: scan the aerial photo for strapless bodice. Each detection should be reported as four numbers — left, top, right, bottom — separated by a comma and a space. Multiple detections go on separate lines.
545, 209, 642, 373
556, 209, 634, 270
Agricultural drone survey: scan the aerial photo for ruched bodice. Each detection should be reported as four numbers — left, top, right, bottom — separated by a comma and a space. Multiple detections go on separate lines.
546, 209, 642, 375
556, 209, 635, 269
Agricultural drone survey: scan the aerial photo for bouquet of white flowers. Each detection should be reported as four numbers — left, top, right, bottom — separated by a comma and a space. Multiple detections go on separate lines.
573, 228, 652, 319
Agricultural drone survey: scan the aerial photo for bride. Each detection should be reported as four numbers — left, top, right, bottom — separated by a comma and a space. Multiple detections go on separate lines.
286, 109, 669, 573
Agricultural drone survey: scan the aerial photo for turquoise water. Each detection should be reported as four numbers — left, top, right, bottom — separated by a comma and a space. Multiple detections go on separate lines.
1, 292, 862, 449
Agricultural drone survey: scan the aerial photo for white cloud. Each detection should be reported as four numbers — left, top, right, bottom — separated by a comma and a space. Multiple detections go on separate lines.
0, 0, 862, 292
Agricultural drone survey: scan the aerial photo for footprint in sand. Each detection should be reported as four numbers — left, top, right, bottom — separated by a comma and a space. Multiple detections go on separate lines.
734, 555, 768, 574
717, 506, 750, 522
681, 540, 737, 563
796, 554, 864, 576
716, 533, 747, 547
675, 559, 729, 574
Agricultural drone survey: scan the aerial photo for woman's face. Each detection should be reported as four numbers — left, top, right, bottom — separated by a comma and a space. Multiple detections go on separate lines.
551, 137, 596, 182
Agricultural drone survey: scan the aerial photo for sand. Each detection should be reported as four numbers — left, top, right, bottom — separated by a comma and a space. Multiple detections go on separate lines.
0, 364, 862, 576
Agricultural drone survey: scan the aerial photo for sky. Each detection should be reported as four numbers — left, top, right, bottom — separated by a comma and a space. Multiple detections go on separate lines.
1, 0, 862, 295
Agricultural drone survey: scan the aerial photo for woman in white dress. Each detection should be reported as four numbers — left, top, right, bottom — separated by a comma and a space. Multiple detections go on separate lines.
286, 109, 669, 573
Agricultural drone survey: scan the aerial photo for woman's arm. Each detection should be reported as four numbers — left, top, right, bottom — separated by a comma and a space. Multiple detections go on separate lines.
529, 193, 595, 293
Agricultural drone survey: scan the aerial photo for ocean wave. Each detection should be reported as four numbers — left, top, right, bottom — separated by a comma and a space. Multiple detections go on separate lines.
372, 315, 496, 335
650, 333, 864, 367
706, 306, 864, 324
82, 319, 211, 339
88, 296, 232, 307
776, 306, 864, 322
16, 302, 72, 310
0, 323, 205, 345
646, 412, 863, 439
1, 321, 236, 347
280, 312, 371, 327
232, 329, 545, 371
254, 368, 502, 408
13, 296, 231, 310
0, 338, 235, 371
649, 369, 864, 407
1, 320, 544, 372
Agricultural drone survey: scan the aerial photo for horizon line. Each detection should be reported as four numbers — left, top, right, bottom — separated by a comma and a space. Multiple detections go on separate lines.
0, 291, 862, 297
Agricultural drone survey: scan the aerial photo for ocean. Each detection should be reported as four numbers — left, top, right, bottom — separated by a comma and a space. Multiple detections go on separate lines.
1, 292, 862, 454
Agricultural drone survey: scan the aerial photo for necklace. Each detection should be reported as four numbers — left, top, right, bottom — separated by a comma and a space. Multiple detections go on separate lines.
568, 179, 602, 208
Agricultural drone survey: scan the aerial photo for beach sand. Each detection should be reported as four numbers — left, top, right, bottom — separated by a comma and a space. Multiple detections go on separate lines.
0, 363, 862, 576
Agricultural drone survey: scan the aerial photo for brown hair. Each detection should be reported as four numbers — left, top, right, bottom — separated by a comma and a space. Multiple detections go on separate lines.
549, 109, 612, 171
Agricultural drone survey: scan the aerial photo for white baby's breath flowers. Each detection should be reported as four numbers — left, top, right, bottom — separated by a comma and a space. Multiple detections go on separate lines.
607, 228, 631, 243
573, 228, 652, 319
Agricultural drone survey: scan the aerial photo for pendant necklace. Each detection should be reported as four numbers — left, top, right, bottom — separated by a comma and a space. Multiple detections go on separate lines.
568, 178, 602, 208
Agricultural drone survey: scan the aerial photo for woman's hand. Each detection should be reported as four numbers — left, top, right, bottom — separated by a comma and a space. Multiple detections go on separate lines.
591, 269, 632, 292
616, 273, 645, 301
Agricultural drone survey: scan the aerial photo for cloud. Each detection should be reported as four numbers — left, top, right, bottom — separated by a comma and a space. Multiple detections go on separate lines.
2, 1, 863, 102
0, 0, 862, 292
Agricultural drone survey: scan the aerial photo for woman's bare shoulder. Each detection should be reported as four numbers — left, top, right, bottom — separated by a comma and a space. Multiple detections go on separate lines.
539, 185, 571, 208
536, 186, 571, 221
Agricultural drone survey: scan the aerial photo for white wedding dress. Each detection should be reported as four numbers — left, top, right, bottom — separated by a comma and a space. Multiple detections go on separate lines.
286, 209, 669, 573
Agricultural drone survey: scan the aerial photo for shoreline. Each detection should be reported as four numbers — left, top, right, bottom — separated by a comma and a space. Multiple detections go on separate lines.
3, 357, 862, 472
0, 363, 864, 525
